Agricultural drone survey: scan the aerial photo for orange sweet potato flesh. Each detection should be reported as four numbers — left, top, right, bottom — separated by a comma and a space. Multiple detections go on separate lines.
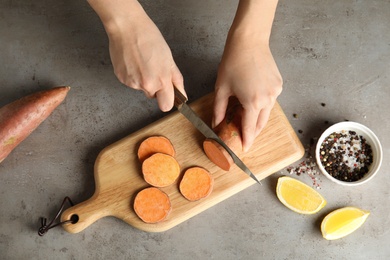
142, 153, 181, 187
0, 86, 70, 163
179, 167, 214, 201
137, 136, 175, 162
133, 187, 172, 223
203, 139, 233, 171
203, 98, 243, 171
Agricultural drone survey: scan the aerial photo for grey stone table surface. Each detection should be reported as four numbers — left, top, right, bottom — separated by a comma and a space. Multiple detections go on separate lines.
1, 0, 389, 259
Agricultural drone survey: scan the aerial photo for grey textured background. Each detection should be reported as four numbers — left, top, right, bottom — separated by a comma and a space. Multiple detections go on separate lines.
1, 0, 389, 259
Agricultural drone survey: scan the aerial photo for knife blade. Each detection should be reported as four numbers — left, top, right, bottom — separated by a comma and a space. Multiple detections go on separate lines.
173, 87, 261, 184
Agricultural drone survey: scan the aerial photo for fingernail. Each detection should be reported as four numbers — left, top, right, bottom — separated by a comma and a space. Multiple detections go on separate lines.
243, 142, 249, 153
243, 136, 255, 152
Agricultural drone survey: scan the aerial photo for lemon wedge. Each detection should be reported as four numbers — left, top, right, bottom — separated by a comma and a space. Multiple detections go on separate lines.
321, 207, 370, 240
276, 176, 326, 214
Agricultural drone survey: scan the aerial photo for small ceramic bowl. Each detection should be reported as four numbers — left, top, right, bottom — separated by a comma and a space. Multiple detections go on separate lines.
315, 121, 383, 186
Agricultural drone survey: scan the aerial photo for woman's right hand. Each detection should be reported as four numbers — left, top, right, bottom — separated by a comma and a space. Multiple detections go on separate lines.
88, 0, 186, 112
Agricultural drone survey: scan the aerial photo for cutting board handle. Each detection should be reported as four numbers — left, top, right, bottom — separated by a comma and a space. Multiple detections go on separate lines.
60, 194, 111, 233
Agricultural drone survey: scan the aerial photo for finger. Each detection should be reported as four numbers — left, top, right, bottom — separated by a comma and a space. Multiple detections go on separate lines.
241, 107, 260, 152
212, 88, 230, 128
171, 65, 187, 99
155, 83, 174, 112
141, 87, 156, 99
116, 71, 142, 92
255, 107, 272, 137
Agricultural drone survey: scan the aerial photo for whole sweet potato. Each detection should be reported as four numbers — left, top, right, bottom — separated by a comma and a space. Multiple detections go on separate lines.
0, 86, 70, 163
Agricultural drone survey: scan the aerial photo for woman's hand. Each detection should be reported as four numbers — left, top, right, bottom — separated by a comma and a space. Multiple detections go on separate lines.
213, 42, 282, 152
213, 0, 282, 152
88, 0, 186, 111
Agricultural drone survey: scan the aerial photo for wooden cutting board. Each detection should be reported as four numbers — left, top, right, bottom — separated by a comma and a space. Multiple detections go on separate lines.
61, 93, 304, 233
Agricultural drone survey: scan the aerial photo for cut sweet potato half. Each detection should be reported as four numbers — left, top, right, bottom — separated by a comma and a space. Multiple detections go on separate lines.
137, 135, 175, 162
203, 98, 243, 171
179, 167, 214, 201
142, 153, 180, 187
133, 187, 171, 223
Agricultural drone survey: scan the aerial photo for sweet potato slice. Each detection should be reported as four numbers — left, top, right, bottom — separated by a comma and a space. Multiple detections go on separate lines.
203, 139, 233, 171
179, 167, 214, 201
137, 135, 175, 162
142, 153, 180, 187
0, 86, 70, 163
133, 187, 171, 223
203, 98, 243, 171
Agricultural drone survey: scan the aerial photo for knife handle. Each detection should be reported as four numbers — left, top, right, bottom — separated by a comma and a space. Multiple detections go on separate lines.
173, 86, 188, 108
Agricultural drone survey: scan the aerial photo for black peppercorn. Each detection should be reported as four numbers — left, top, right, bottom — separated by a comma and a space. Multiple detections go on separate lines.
319, 130, 373, 182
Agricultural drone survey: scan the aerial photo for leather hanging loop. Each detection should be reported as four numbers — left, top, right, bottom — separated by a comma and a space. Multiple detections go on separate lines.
38, 196, 74, 236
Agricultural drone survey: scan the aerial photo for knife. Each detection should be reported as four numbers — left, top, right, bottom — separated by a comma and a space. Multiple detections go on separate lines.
173, 87, 261, 184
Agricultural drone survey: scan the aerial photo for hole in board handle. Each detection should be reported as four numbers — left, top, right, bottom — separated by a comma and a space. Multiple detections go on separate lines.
70, 214, 79, 224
